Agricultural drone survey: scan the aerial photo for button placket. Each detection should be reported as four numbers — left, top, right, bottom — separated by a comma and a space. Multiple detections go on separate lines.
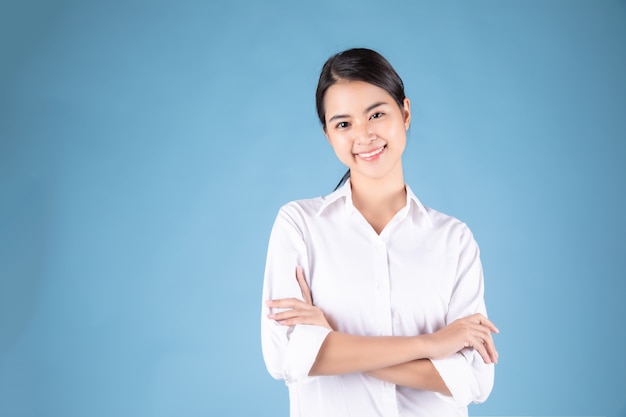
372, 237, 392, 337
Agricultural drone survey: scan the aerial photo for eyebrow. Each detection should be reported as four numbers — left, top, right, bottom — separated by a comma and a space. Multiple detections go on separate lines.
327, 101, 388, 123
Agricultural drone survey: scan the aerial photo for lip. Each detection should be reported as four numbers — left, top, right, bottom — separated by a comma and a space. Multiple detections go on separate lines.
355, 145, 386, 161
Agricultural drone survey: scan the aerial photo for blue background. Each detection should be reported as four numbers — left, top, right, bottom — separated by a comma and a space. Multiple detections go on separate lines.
1, 0, 625, 416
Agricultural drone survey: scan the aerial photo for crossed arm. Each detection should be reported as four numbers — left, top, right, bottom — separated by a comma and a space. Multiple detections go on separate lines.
265, 267, 499, 396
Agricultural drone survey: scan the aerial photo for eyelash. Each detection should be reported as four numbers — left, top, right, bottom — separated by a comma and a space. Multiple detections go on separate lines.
335, 112, 385, 129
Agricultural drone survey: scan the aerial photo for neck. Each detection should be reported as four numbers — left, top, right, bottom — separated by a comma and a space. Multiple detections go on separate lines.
349, 167, 406, 216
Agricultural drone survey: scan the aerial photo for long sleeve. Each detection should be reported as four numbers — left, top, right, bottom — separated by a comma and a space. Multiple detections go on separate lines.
261, 206, 332, 384
430, 223, 495, 407
259, 186, 496, 415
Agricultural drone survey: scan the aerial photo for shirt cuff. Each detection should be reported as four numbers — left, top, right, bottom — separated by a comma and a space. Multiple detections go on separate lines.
430, 350, 480, 408
283, 324, 332, 384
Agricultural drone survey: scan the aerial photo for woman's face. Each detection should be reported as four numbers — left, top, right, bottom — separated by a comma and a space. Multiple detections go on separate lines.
323, 80, 411, 183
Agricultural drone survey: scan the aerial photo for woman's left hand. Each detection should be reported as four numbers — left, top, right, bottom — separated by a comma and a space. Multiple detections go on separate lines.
266, 266, 333, 330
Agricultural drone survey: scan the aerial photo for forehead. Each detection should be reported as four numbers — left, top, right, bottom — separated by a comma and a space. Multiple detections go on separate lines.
324, 81, 394, 114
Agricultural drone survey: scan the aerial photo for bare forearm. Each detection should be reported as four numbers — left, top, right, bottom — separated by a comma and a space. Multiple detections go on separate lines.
270, 283, 498, 381
365, 359, 451, 396
309, 331, 428, 376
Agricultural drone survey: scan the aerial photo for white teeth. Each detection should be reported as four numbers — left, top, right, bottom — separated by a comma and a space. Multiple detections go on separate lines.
359, 146, 384, 158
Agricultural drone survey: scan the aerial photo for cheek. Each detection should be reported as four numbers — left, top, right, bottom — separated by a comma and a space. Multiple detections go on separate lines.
328, 137, 354, 163
371, 117, 402, 135
386, 121, 407, 142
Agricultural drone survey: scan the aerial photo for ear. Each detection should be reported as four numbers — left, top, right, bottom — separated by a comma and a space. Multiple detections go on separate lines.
323, 126, 331, 143
403, 98, 411, 130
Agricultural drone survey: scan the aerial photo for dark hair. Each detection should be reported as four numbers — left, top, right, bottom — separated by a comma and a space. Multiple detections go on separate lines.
315, 48, 407, 190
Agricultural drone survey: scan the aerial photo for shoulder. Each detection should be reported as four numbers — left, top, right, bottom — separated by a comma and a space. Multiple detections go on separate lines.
406, 184, 470, 235
420, 204, 476, 244
406, 187, 463, 230
279, 193, 327, 215
267, 196, 331, 243
274, 195, 326, 225
276, 184, 347, 221
424, 206, 466, 228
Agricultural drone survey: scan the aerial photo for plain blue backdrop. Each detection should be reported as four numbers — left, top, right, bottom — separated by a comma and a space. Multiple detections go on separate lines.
1, 0, 625, 416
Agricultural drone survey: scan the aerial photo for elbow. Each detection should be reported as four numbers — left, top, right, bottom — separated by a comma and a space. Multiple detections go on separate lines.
262, 346, 288, 382
261, 320, 332, 385
262, 345, 288, 382
432, 350, 495, 407
472, 363, 495, 404
265, 363, 286, 381
261, 320, 288, 382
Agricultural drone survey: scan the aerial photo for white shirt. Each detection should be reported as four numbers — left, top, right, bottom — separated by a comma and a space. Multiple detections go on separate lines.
261, 182, 494, 417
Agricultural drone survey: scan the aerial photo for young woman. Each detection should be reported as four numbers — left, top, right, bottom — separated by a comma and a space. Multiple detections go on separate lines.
261, 48, 498, 417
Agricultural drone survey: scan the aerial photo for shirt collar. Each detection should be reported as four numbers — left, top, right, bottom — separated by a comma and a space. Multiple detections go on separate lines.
317, 181, 433, 228
317, 181, 352, 215
405, 184, 433, 228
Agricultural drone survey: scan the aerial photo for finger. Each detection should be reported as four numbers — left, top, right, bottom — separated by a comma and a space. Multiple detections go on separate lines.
459, 322, 498, 363
483, 336, 499, 364
484, 339, 498, 364
472, 340, 494, 365
479, 324, 499, 363
269, 308, 313, 321
266, 298, 309, 309
275, 316, 317, 327
295, 266, 313, 305
473, 314, 499, 334
469, 325, 498, 362
472, 330, 498, 364
269, 307, 326, 327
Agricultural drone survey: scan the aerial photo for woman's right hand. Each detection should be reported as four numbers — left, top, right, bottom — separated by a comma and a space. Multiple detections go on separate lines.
265, 266, 334, 330
422, 314, 499, 364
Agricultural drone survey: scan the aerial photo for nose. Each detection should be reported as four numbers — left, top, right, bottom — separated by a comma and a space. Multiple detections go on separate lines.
355, 124, 376, 145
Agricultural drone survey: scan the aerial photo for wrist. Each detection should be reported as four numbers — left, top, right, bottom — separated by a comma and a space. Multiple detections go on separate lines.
413, 334, 431, 360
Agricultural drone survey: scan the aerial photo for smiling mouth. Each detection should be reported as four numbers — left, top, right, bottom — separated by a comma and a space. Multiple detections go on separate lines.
356, 145, 386, 159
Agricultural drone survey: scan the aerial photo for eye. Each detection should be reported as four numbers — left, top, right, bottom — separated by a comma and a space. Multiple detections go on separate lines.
335, 121, 350, 129
370, 112, 384, 120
